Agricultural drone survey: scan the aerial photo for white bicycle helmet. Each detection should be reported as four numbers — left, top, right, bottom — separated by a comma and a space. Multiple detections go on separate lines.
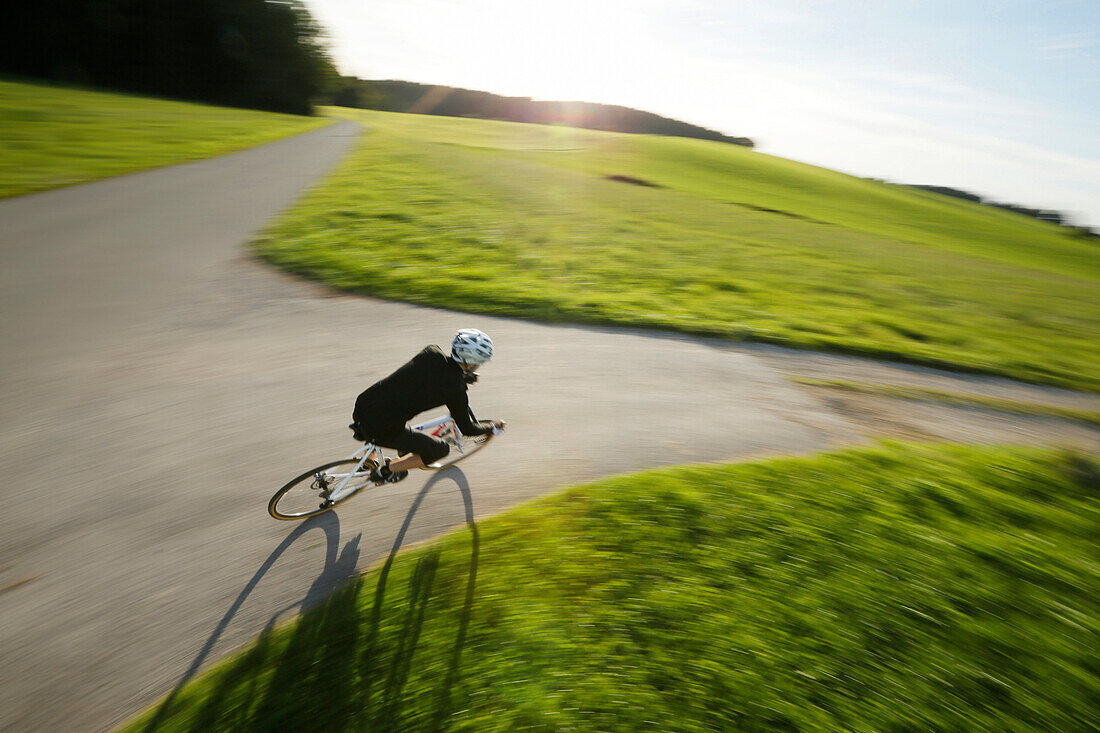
451, 328, 493, 366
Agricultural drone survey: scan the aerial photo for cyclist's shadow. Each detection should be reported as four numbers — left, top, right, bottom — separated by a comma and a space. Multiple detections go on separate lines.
142, 510, 358, 731
143, 468, 479, 732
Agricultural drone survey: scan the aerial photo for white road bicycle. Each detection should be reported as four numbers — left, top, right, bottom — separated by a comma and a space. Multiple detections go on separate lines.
268, 414, 499, 520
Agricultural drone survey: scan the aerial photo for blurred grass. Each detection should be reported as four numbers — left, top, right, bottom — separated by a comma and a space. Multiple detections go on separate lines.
0, 78, 330, 197
254, 108, 1099, 392
793, 377, 1100, 425
124, 443, 1099, 731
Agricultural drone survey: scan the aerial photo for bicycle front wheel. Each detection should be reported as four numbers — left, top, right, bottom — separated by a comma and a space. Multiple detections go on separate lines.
425, 431, 494, 470
268, 459, 375, 520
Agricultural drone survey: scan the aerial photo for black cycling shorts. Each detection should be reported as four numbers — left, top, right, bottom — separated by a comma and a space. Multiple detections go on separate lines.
351, 423, 450, 465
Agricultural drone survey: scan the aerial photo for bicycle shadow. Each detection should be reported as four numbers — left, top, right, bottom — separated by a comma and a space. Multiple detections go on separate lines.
141, 510, 360, 731
141, 468, 479, 732
357, 467, 480, 731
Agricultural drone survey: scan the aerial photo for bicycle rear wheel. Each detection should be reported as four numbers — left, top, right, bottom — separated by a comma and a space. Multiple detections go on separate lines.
424, 431, 493, 470
268, 459, 376, 520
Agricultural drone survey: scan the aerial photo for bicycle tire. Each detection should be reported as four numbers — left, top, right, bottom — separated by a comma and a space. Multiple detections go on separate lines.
268, 458, 376, 520
424, 431, 494, 470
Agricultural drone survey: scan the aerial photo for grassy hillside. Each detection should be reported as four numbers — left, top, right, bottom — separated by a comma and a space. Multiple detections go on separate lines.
357, 78, 755, 146
254, 108, 1099, 391
0, 79, 330, 198
124, 444, 1099, 731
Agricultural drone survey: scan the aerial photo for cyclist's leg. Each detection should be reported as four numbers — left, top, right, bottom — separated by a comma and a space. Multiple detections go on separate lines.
388, 453, 426, 473
375, 429, 449, 473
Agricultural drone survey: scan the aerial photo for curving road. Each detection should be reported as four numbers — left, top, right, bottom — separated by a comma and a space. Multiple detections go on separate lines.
1, 121, 1096, 732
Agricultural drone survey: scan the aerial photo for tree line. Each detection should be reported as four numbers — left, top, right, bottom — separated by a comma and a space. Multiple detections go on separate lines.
332, 78, 755, 148
901, 184, 1095, 237
1, 0, 334, 115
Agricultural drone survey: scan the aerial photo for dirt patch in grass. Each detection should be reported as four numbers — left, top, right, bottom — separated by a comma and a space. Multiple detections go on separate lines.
604, 173, 663, 187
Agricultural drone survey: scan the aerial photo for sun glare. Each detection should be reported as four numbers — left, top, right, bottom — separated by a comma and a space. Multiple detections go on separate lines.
457, 1, 667, 104
309, 0, 1100, 227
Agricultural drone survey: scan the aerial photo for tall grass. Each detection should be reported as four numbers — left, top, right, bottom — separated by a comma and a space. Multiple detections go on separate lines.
255, 108, 1099, 391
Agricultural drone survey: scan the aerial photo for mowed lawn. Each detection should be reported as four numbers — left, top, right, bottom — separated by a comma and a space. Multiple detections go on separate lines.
0, 79, 330, 198
125, 444, 1099, 731
255, 108, 1099, 391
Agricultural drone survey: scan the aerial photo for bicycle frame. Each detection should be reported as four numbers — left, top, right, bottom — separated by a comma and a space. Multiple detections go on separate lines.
320, 414, 466, 503
412, 413, 471, 464
316, 443, 384, 504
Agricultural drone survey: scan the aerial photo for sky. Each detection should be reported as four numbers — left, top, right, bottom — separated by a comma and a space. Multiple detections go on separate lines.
304, 0, 1100, 228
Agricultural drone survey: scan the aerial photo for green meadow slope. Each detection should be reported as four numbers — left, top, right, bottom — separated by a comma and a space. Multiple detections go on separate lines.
0, 79, 329, 198
254, 108, 1098, 391
125, 444, 1099, 732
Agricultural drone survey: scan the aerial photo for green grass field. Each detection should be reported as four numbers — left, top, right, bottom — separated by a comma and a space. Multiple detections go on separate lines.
254, 108, 1099, 391
124, 443, 1099, 731
0, 79, 330, 198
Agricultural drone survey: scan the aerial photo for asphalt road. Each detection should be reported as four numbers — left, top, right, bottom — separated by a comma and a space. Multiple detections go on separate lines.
1, 121, 1096, 732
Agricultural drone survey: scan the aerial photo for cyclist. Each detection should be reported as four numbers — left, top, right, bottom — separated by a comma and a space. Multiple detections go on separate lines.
350, 328, 505, 485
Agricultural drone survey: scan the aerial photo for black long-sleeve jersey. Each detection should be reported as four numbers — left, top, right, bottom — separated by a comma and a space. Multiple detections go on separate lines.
353, 345, 492, 439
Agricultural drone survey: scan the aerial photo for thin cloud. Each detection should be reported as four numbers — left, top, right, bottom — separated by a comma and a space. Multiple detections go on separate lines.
670, 54, 1100, 226
1037, 32, 1098, 56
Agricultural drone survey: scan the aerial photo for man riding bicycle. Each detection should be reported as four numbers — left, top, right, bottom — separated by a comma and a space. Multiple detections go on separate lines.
350, 328, 505, 485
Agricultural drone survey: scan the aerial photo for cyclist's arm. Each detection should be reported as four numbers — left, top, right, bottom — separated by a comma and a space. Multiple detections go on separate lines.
446, 393, 493, 436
